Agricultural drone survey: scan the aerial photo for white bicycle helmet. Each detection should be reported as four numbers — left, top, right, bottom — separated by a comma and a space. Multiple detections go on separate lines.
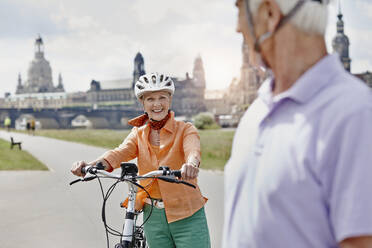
134, 73, 175, 100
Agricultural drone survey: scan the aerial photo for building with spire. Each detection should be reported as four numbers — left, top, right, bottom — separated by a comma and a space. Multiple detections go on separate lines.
193, 55, 206, 88
332, 2, 351, 72
210, 41, 263, 113
204, 40, 265, 126
171, 56, 207, 116
132, 52, 146, 89
332, 1, 372, 88
16, 35, 64, 94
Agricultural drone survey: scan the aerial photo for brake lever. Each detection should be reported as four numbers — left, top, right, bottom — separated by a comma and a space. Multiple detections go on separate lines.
157, 176, 177, 183
157, 176, 196, 189
179, 181, 196, 189
69, 178, 82, 185
69, 175, 97, 186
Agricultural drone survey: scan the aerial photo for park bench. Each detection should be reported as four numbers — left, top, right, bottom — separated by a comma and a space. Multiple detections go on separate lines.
10, 137, 22, 150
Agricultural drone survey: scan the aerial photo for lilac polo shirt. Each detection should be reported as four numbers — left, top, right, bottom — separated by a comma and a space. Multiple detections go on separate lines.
223, 54, 372, 248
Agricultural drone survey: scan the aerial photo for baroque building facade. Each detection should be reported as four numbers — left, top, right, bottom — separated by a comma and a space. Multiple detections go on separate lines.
1, 36, 207, 129
225, 41, 262, 108
171, 56, 207, 116
86, 52, 207, 116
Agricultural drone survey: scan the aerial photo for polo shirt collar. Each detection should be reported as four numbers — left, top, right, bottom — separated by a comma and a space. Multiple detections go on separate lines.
258, 54, 344, 106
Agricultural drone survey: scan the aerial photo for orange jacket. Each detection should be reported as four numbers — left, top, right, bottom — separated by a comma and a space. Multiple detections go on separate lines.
101, 112, 207, 223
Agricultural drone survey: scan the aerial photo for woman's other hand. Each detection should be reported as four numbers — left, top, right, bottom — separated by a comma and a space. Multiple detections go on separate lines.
71, 159, 109, 177
181, 163, 199, 181
71, 160, 88, 177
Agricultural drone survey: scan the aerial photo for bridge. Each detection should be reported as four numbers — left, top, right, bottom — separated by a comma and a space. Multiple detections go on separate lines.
0, 106, 143, 129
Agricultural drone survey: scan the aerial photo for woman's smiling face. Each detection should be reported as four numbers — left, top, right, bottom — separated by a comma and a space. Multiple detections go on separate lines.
142, 91, 171, 121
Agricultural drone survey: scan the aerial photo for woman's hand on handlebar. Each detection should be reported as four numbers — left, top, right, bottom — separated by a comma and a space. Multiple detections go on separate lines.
71, 159, 109, 177
181, 163, 199, 181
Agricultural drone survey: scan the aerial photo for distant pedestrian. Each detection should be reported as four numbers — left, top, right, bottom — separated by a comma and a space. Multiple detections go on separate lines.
30, 119, 36, 136
223, 0, 372, 247
4, 117, 11, 132
26, 120, 31, 134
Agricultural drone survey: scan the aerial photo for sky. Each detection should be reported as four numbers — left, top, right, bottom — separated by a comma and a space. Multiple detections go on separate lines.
0, 0, 371, 98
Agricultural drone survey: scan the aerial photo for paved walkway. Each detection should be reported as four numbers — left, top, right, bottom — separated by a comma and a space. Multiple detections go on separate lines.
0, 131, 224, 248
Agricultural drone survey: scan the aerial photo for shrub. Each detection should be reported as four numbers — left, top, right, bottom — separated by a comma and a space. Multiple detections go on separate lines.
193, 112, 220, 130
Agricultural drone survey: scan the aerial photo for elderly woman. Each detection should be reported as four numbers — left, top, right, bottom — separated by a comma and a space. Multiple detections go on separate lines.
71, 73, 210, 248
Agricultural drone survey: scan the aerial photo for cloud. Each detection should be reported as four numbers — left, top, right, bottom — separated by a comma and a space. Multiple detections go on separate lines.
356, 0, 372, 19
0, 0, 69, 39
0, 0, 371, 98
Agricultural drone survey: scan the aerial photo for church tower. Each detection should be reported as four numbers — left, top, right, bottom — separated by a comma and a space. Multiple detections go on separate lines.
132, 52, 146, 89
332, 1, 351, 72
192, 55, 206, 88
57, 73, 64, 91
16, 73, 23, 94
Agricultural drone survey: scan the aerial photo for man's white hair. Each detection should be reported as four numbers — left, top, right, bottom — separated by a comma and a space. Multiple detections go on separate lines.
249, 0, 328, 35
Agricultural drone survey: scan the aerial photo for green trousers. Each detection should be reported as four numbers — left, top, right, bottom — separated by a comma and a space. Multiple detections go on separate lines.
143, 204, 211, 248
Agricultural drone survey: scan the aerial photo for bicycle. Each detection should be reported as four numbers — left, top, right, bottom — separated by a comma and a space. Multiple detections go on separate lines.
70, 162, 196, 248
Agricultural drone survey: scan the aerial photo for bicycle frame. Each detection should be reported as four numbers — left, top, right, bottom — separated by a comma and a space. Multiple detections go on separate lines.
120, 179, 139, 248
70, 162, 194, 248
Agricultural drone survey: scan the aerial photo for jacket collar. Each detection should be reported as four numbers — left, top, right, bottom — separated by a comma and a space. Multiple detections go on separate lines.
143, 111, 175, 134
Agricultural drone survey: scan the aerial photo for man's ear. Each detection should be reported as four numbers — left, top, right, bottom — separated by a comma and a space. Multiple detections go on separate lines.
257, 0, 282, 34
265, 0, 282, 33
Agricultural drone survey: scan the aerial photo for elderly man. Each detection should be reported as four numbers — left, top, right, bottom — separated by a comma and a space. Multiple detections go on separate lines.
223, 0, 372, 247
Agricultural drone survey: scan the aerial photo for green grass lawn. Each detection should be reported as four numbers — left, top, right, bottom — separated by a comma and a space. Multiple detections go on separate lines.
0, 138, 48, 170
26, 128, 234, 170
199, 130, 234, 170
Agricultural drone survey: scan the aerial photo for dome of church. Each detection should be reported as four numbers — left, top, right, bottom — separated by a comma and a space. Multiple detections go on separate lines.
16, 35, 64, 94
27, 55, 53, 90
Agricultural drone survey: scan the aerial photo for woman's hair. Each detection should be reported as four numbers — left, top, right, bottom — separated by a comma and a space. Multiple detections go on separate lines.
249, 0, 328, 35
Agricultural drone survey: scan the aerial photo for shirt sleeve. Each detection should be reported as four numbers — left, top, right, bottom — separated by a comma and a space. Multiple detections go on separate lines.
101, 127, 138, 169
183, 123, 201, 163
326, 108, 372, 242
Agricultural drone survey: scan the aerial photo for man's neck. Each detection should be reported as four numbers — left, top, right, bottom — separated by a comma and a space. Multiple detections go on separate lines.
264, 25, 327, 96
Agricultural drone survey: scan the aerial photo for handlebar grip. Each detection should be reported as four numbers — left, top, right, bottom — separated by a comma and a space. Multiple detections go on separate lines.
172, 170, 182, 178
82, 162, 104, 175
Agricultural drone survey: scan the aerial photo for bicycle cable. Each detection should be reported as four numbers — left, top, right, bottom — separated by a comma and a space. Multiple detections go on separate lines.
96, 175, 155, 248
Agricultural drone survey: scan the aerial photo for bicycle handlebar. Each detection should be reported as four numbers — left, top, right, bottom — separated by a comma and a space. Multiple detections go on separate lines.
70, 164, 194, 188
